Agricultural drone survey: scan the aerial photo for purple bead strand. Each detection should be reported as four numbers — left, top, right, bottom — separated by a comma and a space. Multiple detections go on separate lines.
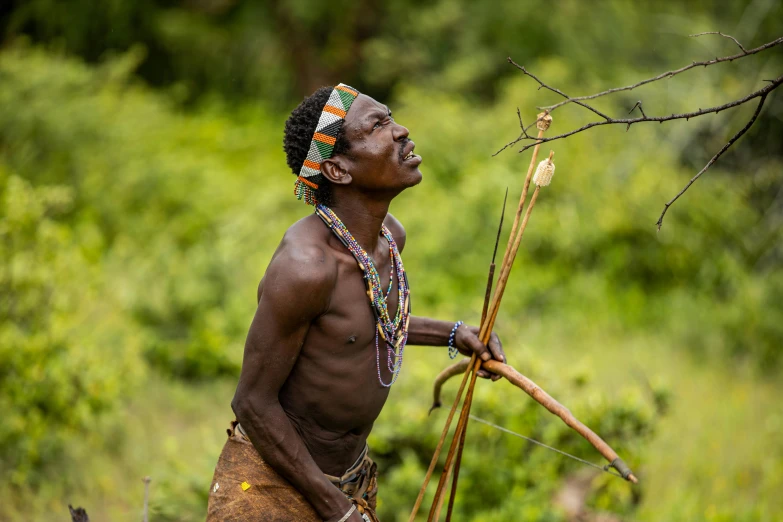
316, 204, 410, 387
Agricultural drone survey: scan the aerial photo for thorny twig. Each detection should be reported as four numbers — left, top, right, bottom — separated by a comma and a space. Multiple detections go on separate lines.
497, 32, 782, 228
508, 59, 612, 120
535, 35, 782, 113
509, 74, 781, 154
690, 31, 748, 53
628, 100, 646, 118
656, 94, 768, 230
494, 109, 544, 156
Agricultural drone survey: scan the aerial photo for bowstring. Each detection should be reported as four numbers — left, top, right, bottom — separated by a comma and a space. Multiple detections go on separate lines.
463, 412, 624, 479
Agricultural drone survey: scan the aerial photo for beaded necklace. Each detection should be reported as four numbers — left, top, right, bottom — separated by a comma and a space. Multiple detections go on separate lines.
315, 204, 411, 387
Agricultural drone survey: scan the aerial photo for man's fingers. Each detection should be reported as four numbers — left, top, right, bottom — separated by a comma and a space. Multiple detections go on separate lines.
457, 325, 499, 362
477, 368, 502, 381
460, 327, 490, 361
473, 337, 491, 362
488, 332, 506, 363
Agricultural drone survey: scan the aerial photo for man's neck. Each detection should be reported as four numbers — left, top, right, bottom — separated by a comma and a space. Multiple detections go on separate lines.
328, 193, 391, 254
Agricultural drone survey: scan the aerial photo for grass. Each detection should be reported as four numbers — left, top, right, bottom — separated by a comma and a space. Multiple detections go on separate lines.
2, 326, 780, 521
534, 329, 783, 522
1, 377, 236, 522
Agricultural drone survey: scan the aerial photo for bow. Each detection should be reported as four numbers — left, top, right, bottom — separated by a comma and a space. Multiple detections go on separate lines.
409, 112, 637, 522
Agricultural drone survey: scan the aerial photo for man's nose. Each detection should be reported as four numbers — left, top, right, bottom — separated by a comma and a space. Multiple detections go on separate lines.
392, 123, 409, 141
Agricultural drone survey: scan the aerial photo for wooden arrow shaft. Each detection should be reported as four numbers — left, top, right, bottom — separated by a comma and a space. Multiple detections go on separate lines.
408, 353, 475, 522
416, 129, 549, 522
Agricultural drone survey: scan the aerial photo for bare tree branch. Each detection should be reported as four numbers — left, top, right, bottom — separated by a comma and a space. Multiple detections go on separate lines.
511, 74, 781, 154
497, 32, 783, 229
536, 36, 782, 113
690, 31, 748, 53
628, 100, 646, 118
506, 58, 611, 120
493, 111, 547, 156
656, 94, 768, 230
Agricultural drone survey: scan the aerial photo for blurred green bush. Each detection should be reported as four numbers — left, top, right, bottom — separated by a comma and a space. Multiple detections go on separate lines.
0, 44, 251, 382
5, 0, 782, 106
1, 15, 782, 517
0, 173, 145, 484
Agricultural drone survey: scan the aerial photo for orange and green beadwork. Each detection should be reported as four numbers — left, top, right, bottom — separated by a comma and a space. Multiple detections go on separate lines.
294, 84, 359, 205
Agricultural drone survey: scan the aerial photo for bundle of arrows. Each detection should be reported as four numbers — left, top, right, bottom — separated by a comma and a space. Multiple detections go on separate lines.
408, 112, 638, 522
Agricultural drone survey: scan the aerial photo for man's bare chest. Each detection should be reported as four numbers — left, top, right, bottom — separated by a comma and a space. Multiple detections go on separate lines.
320, 268, 400, 348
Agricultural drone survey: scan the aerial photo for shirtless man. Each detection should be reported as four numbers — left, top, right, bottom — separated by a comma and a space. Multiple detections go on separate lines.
206, 84, 505, 522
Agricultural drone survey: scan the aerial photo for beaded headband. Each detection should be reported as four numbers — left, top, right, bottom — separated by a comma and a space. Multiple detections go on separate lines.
294, 83, 360, 205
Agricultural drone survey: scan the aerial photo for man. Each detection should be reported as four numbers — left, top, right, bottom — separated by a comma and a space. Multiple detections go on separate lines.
206, 84, 505, 522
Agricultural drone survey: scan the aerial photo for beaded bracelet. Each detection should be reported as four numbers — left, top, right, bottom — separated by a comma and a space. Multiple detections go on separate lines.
448, 320, 464, 359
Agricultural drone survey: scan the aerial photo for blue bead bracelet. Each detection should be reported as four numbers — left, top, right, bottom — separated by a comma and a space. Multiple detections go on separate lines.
448, 321, 464, 359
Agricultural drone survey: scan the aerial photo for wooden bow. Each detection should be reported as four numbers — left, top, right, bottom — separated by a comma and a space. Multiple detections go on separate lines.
409, 112, 637, 522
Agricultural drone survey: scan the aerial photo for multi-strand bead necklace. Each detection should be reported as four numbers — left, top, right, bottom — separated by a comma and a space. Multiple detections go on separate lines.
315, 204, 411, 387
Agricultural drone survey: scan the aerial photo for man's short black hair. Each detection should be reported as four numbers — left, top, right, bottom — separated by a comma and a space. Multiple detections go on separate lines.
283, 86, 352, 207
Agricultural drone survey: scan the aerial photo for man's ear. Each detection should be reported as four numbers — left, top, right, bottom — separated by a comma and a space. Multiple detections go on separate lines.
320, 157, 353, 186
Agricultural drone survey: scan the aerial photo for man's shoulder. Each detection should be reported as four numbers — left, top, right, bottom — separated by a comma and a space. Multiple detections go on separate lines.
267, 215, 338, 290
281, 214, 333, 251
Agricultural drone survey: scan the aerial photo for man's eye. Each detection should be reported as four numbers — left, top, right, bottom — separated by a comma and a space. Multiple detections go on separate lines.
373, 116, 393, 130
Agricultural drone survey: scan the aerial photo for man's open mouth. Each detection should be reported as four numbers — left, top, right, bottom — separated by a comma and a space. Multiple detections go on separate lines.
402, 141, 418, 161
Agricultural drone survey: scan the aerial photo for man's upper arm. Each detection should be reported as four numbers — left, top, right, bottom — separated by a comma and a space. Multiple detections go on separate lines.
234, 244, 335, 409
384, 213, 407, 252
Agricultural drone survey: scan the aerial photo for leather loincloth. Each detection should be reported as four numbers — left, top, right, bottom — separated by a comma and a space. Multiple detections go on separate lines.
206, 421, 379, 521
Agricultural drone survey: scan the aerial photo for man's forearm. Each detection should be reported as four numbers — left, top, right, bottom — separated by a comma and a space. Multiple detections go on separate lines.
407, 315, 456, 346
233, 400, 351, 521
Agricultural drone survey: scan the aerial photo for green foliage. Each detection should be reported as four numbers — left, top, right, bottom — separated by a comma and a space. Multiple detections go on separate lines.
0, 172, 144, 484
6, 0, 782, 106
0, 43, 252, 381
1, 2, 782, 518
369, 351, 655, 521
390, 74, 783, 371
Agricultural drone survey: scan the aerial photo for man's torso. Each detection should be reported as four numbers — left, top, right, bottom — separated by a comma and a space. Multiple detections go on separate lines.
256, 213, 403, 475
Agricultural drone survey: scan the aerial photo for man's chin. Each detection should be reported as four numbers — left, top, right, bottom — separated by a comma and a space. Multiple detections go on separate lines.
403, 168, 423, 188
